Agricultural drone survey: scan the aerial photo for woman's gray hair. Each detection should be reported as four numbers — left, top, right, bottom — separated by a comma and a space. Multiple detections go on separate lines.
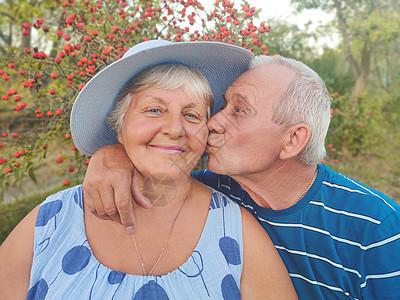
250, 56, 332, 166
107, 63, 214, 135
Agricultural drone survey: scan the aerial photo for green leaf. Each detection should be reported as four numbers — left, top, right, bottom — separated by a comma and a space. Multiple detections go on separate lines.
28, 167, 37, 184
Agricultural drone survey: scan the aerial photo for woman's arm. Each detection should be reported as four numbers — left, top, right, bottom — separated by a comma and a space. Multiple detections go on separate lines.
240, 207, 298, 299
0, 205, 39, 299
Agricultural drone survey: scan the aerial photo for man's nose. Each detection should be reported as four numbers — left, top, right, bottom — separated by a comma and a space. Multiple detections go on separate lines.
207, 112, 225, 134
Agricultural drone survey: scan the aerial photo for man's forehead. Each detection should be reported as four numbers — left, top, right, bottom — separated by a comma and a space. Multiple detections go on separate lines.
229, 64, 295, 94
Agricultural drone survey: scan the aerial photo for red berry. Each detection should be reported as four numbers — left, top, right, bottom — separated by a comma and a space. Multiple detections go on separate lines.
47, 111, 54, 117
63, 179, 70, 186
69, 166, 75, 172
11, 132, 18, 138
65, 133, 71, 139
56, 109, 63, 115
5, 167, 12, 174
57, 157, 63, 163
2, 132, 8, 137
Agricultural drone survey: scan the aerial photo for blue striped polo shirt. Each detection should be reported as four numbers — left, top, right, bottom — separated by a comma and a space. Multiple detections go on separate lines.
193, 163, 400, 299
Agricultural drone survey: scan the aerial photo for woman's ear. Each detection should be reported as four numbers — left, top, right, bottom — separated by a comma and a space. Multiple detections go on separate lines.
117, 133, 123, 145
280, 123, 312, 160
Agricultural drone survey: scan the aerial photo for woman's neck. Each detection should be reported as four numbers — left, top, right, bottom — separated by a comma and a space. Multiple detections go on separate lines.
141, 173, 193, 208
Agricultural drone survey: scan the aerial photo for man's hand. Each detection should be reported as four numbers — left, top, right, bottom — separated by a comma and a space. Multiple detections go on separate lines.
82, 143, 151, 234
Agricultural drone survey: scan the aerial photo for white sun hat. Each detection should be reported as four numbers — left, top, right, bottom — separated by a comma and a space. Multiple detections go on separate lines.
70, 39, 254, 156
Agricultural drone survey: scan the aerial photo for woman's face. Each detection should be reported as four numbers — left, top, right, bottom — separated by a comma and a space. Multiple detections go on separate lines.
118, 86, 209, 181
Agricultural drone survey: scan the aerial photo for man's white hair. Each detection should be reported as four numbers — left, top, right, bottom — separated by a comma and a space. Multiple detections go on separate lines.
250, 55, 332, 166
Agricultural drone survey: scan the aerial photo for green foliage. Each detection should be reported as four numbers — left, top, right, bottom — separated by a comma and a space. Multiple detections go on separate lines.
327, 91, 391, 156
308, 47, 355, 93
0, 179, 82, 244
260, 18, 318, 59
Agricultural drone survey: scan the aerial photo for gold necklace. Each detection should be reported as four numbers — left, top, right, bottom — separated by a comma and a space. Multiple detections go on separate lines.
132, 189, 190, 276
296, 169, 318, 203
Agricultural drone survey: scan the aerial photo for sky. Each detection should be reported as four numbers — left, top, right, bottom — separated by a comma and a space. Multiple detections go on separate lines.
246, 0, 333, 27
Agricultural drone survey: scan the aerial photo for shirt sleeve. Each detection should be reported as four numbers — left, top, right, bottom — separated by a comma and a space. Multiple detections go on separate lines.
361, 211, 400, 299
191, 170, 228, 192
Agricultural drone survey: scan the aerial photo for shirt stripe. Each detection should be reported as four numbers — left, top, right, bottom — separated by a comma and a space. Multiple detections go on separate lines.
322, 181, 368, 195
289, 273, 358, 299
344, 177, 397, 211
309, 201, 381, 225
259, 219, 400, 250
276, 245, 361, 278
361, 270, 400, 288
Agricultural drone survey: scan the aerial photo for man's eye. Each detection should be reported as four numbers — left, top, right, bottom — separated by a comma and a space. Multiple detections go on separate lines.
234, 107, 244, 113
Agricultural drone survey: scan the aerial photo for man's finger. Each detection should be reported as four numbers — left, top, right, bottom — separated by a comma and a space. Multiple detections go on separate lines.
83, 185, 112, 221
101, 183, 122, 223
132, 168, 152, 209
112, 174, 136, 232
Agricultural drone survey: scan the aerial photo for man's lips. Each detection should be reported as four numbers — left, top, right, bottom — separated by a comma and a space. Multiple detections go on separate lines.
149, 144, 185, 153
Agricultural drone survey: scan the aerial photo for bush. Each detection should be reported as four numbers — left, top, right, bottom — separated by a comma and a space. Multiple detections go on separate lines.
0, 0, 270, 200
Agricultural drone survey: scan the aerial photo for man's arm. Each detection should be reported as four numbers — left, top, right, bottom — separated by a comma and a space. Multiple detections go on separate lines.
82, 143, 151, 234
83, 144, 240, 233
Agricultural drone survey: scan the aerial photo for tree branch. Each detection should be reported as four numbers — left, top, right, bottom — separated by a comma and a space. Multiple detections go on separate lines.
342, 0, 361, 19
332, 0, 360, 78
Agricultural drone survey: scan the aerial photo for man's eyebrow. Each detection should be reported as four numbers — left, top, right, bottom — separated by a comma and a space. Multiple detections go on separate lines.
232, 92, 253, 110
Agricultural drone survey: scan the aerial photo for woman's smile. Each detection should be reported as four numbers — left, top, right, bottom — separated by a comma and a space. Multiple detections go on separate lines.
149, 144, 185, 153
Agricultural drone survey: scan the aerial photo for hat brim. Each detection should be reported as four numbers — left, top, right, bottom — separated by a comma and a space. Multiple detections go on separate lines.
70, 41, 254, 156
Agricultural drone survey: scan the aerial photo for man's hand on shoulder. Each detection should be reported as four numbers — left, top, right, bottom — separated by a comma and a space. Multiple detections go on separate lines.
82, 143, 151, 234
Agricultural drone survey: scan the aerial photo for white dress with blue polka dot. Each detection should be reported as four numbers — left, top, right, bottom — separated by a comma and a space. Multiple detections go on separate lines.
28, 185, 243, 299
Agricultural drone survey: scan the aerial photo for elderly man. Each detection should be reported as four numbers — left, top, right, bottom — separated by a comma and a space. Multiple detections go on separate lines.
83, 55, 400, 299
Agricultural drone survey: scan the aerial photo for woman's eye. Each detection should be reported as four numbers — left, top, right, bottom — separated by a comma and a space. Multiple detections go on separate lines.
234, 107, 244, 113
147, 108, 161, 114
185, 113, 199, 120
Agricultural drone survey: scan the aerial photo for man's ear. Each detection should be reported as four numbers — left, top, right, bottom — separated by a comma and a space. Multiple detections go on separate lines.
280, 123, 312, 160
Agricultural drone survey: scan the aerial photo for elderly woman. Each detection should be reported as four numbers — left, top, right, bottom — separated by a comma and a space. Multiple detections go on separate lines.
0, 40, 297, 299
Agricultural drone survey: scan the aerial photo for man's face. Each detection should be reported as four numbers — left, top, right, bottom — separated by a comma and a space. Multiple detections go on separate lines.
206, 64, 295, 177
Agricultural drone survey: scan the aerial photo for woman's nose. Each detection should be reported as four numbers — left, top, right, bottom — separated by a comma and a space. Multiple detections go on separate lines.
161, 113, 185, 139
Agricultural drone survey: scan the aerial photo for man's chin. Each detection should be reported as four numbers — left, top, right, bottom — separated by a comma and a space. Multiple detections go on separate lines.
206, 152, 227, 174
